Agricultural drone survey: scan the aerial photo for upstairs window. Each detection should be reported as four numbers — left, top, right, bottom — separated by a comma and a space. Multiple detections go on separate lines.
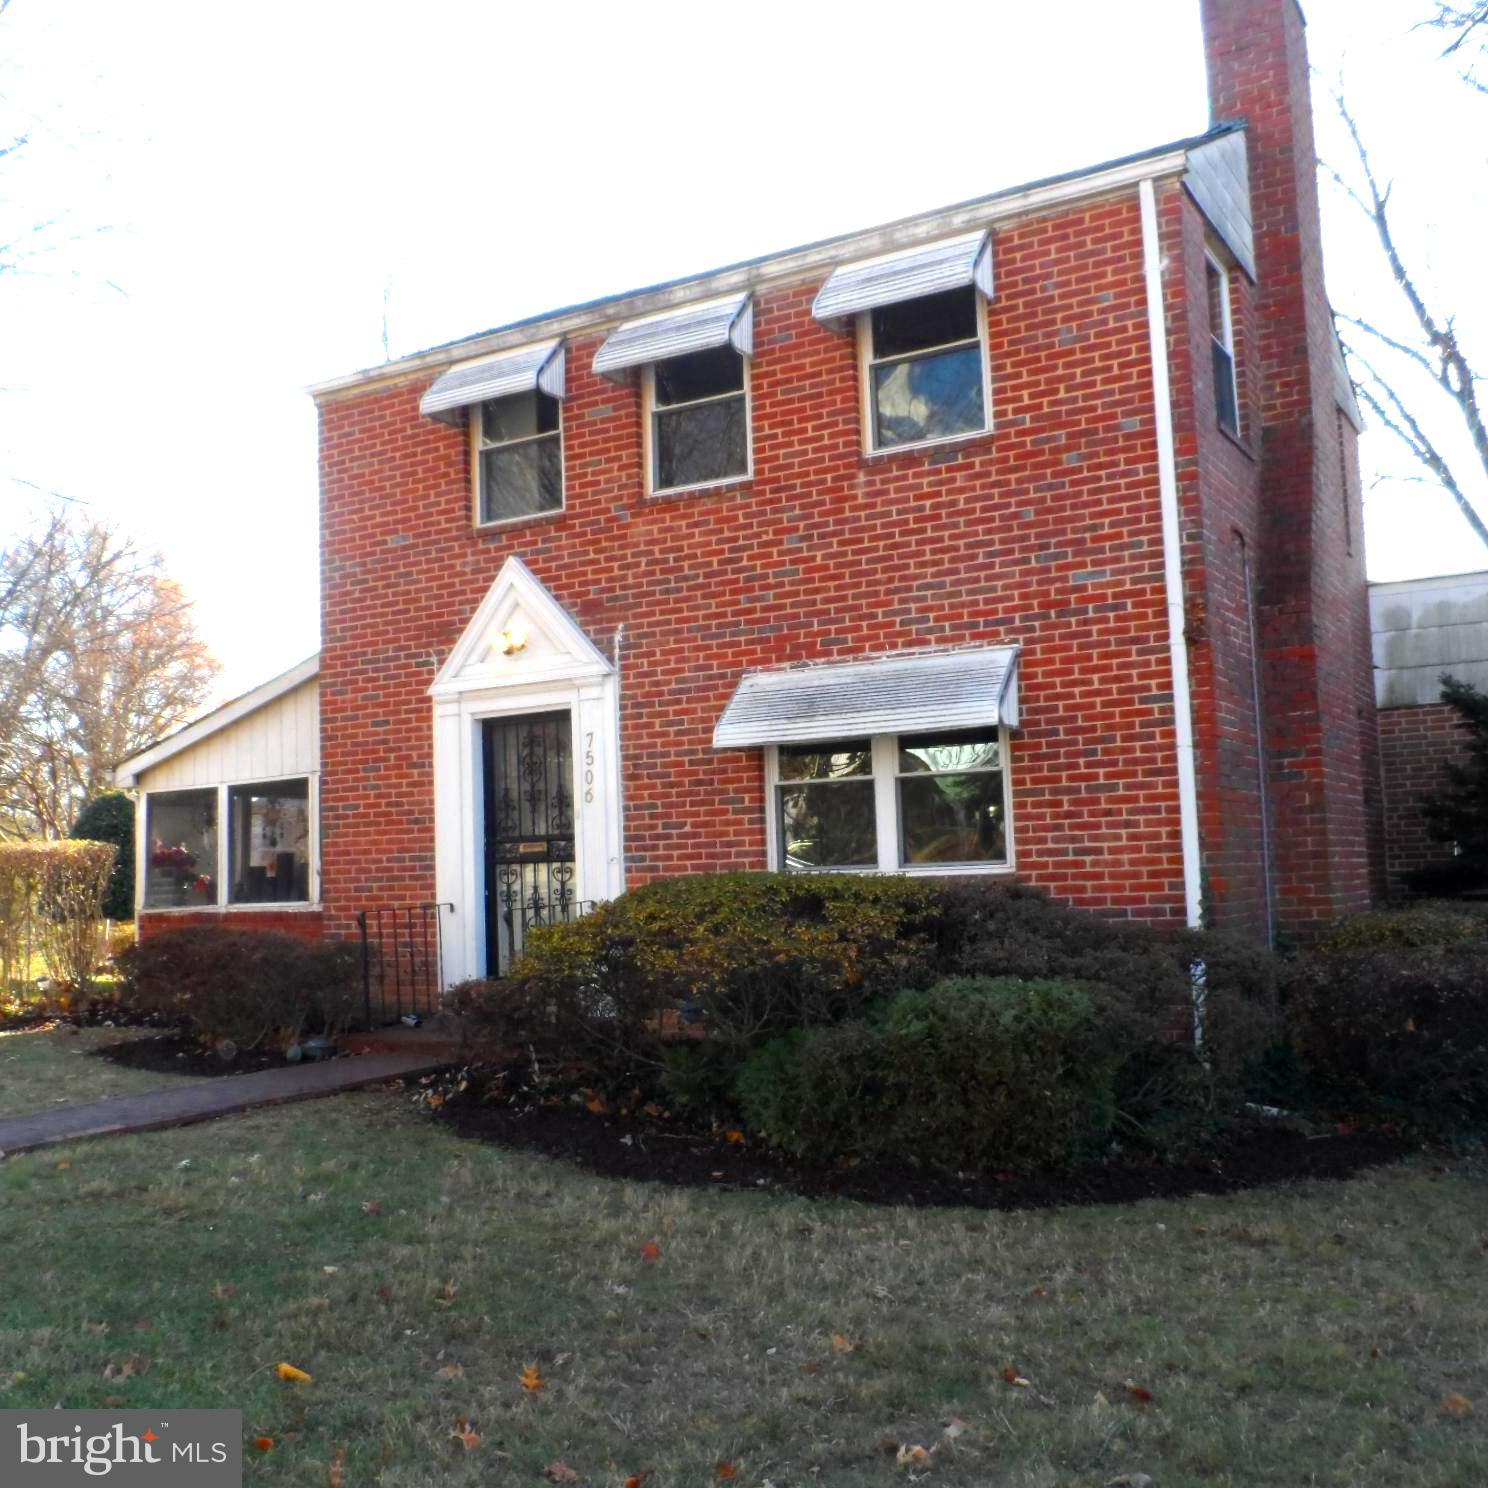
476, 390, 562, 525
866, 286, 989, 450
1207, 257, 1240, 439
649, 345, 749, 492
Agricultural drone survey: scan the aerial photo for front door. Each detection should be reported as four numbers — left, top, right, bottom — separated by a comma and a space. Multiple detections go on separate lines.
482, 711, 577, 977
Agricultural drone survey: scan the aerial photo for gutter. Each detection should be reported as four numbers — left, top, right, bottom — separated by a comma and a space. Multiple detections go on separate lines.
1138, 176, 1204, 930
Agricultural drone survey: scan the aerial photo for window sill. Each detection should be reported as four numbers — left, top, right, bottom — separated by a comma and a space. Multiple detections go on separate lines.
474, 506, 566, 535
861, 426, 994, 465
779, 862, 1016, 878
140, 902, 321, 915
645, 473, 753, 502
1216, 421, 1256, 461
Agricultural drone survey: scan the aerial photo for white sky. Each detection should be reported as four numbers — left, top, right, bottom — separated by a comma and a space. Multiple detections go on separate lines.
4, 0, 1486, 700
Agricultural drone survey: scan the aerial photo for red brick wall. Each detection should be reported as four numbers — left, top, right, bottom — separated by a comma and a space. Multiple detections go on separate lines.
137, 910, 325, 943
1378, 703, 1470, 887
318, 191, 1199, 941
1201, 0, 1383, 936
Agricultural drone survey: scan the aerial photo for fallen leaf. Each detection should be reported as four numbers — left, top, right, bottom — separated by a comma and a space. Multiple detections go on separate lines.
519, 1363, 546, 1393
435, 1363, 464, 1380
624, 1477, 648, 1488
895, 1444, 932, 1466
1001, 1366, 1031, 1387
253, 1437, 275, 1453
942, 1418, 967, 1441
377, 1285, 394, 1304
801, 1362, 822, 1375
640, 1241, 662, 1263
329, 1447, 346, 1487
102, 1358, 143, 1381
362, 1200, 382, 1215
1104, 1476, 1155, 1487
435, 1279, 459, 1304
56, 1160, 71, 1171
452, 1417, 482, 1450
544, 1462, 581, 1484
724, 1129, 746, 1145
211, 1282, 237, 1301
1443, 1393, 1474, 1419
322, 1266, 339, 1275
1125, 1380, 1155, 1405
832, 1333, 858, 1355
84, 1321, 109, 1336
276, 1362, 313, 1384
585, 1093, 608, 1115
715, 1464, 739, 1481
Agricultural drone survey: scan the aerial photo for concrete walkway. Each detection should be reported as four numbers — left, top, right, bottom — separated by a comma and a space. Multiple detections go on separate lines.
0, 1051, 448, 1158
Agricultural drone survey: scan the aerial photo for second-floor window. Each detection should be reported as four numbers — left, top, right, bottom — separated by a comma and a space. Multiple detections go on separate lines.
866, 285, 989, 450
476, 390, 563, 525
1207, 257, 1240, 439
649, 345, 749, 492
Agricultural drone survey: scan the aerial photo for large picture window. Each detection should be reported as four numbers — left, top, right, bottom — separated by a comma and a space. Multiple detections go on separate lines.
773, 728, 1010, 874
475, 390, 563, 525
649, 344, 749, 492
145, 789, 218, 908
866, 286, 989, 450
229, 777, 311, 904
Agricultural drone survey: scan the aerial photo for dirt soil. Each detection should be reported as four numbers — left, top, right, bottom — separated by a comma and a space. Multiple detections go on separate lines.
93, 1031, 312, 1079
435, 1095, 1414, 1212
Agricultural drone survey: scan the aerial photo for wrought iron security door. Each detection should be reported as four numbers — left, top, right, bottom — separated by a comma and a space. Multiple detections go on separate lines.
483, 711, 578, 976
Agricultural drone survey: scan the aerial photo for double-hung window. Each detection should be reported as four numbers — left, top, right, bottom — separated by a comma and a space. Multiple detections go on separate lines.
475, 390, 563, 525
865, 286, 989, 450
649, 344, 750, 492
773, 727, 1011, 873
1207, 256, 1240, 439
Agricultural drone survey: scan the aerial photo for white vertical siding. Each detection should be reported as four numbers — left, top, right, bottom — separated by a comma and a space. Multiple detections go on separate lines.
139, 679, 319, 790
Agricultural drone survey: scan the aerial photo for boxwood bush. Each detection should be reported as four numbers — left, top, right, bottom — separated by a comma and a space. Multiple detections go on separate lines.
120, 927, 360, 1051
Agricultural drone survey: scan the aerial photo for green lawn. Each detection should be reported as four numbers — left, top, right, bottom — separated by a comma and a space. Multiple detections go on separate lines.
0, 1031, 1484, 1486
0, 1023, 209, 1116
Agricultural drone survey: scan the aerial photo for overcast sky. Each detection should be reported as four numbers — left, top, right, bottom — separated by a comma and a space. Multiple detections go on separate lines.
4, 0, 1486, 700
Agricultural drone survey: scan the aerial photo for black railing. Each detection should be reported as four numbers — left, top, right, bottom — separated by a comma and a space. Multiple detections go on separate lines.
356, 902, 453, 1026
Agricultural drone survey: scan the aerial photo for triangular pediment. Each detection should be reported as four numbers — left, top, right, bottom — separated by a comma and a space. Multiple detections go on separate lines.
430, 556, 612, 699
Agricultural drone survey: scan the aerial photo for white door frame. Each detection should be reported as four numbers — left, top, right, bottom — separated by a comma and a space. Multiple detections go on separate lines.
429, 557, 624, 985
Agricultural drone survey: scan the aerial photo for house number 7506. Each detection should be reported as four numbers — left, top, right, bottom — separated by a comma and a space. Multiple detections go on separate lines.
583, 732, 596, 803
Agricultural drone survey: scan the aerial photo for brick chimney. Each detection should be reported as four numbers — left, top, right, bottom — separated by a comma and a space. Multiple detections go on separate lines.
1200, 0, 1383, 931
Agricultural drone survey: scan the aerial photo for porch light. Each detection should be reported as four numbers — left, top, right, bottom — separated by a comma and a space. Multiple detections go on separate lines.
498, 624, 528, 656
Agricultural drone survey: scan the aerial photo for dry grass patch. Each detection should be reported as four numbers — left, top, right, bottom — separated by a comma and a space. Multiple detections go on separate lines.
0, 1024, 206, 1117
0, 1035, 1483, 1486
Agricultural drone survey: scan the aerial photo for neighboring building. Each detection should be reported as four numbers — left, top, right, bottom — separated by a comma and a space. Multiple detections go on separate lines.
122, 0, 1386, 973
1372, 570, 1488, 890
115, 656, 322, 941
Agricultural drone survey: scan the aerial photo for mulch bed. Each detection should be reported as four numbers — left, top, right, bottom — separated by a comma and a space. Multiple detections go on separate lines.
435, 1097, 1414, 1212
93, 1032, 298, 1078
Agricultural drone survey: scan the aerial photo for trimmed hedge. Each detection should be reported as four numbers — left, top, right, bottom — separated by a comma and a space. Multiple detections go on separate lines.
120, 928, 359, 1051
459, 874, 1282, 1164
1284, 905, 1488, 1122
735, 977, 1118, 1169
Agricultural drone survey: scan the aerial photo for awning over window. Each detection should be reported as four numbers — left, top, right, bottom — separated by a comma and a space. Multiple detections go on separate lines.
420, 339, 566, 424
812, 229, 994, 327
712, 645, 1020, 749
592, 292, 754, 381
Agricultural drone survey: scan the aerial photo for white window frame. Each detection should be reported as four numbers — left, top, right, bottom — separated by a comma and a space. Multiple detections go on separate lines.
855, 289, 993, 456
136, 773, 321, 915
1205, 251, 1241, 438
642, 352, 753, 497
469, 391, 566, 531
762, 728, 1016, 877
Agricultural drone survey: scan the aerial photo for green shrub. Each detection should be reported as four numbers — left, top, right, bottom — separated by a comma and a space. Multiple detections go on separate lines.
735, 977, 1117, 1170
120, 928, 359, 1051
466, 872, 941, 1076
71, 791, 136, 922
1313, 903, 1488, 957
1284, 941, 1488, 1122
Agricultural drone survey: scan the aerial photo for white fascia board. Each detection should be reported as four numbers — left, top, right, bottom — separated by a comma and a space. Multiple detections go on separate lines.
114, 653, 320, 788
309, 147, 1191, 403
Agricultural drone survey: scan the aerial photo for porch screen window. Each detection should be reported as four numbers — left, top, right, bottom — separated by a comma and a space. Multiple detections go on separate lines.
897, 729, 1006, 865
776, 741, 877, 869
477, 391, 562, 524
652, 345, 748, 491
145, 788, 218, 908
1207, 258, 1240, 438
868, 287, 987, 449
228, 777, 311, 904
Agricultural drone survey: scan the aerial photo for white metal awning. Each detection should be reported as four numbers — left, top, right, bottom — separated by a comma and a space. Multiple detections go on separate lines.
812, 229, 994, 326
592, 292, 754, 381
420, 339, 566, 424
713, 646, 1020, 749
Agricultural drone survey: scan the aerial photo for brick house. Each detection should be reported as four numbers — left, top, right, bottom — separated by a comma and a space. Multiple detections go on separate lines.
121, 0, 1385, 976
